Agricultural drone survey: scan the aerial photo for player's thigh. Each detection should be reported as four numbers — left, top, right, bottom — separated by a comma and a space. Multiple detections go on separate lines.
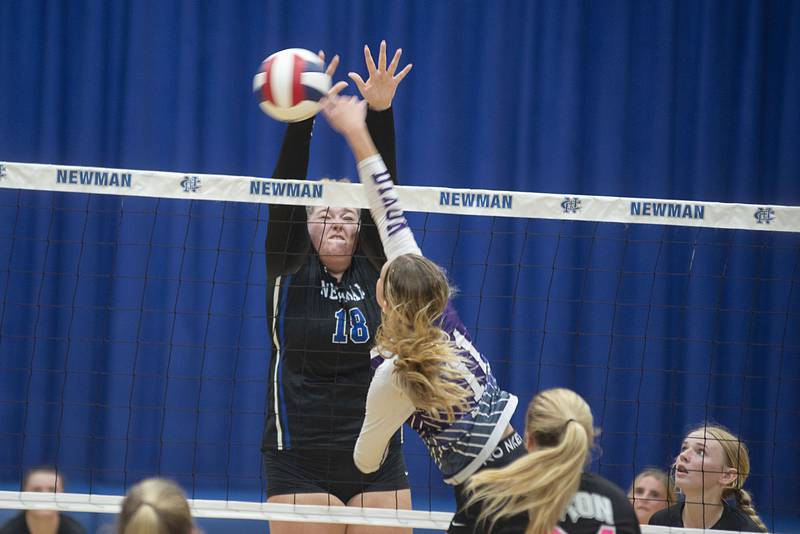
268, 493, 347, 534
345, 489, 412, 534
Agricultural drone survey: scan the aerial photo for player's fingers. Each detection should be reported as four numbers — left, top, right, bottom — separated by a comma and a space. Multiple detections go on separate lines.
387, 48, 402, 76
328, 81, 348, 97
348, 72, 367, 93
319, 96, 331, 113
378, 40, 387, 72
318, 50, 326, 62
393, 63, 413, 84
364, 45, 377, 77
326, 54, 340, 77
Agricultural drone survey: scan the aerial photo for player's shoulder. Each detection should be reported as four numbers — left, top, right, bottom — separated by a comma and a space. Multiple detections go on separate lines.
577, 473, 641, 533
369, 347, 397, 374
649, 503, 682, 526
718, 502, 763, 531
580, 471, 628, 501
0, 512, 26, 534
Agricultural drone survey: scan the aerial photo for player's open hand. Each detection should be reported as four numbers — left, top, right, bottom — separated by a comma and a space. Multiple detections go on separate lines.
320, 94, 367, 136
348, 40, 412, 111
318, 50, 340, 78
318, 50, 349, 97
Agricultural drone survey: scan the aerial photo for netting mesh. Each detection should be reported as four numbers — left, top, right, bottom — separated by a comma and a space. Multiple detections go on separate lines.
0, 162, 798, 532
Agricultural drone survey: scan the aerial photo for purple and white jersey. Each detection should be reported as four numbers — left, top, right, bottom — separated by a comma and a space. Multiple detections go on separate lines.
356, 301, 517, 485
406, 302, 517, 484
351, 154, 517, 485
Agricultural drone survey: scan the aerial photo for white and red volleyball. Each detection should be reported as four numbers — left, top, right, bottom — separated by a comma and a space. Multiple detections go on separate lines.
253, 48, 331, 123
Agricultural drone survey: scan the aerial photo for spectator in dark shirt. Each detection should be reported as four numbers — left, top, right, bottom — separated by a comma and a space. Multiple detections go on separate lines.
627, 468, 675, 524
0, 467, 85, 534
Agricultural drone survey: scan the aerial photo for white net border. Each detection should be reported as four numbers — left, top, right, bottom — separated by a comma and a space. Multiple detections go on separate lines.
0, 491, 767, 533
1, 161, 797, 232
0, 490, 450, 529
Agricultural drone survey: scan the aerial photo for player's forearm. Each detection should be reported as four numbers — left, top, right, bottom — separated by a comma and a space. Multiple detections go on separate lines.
342, 124, 379, 162
272, 118, 314, 180
355, 371, 416, 474
356, 154, 421, 260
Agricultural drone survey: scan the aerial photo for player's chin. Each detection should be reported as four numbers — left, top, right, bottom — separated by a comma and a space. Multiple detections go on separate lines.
322, 242, 355, 257
29, 510, 59, 519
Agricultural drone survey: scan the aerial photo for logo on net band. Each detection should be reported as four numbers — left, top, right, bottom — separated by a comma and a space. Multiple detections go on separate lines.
754, 207, 775, 224
561, 197, 582, 214
181, 175, 201, 193
0, 164, 7, 180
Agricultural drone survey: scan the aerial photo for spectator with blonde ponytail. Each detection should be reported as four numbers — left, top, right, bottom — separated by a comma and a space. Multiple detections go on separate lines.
321, 95, 522, 533
464, 388, 640, 534
649, 425, 767, 532
118, 478, 195, 534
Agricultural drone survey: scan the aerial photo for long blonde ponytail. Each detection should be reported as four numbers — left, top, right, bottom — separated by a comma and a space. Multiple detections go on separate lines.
465, 388, 594, 534
699, 425, 767, 533
377, 254, 470, 420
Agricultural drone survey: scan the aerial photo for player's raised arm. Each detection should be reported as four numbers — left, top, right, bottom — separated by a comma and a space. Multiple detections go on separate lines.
320, 94, 421, 261
356, 41, 412, 269
265, 52, 347, 279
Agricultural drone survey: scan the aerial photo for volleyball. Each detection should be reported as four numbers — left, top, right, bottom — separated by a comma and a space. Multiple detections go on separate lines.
253, 48, 332, 123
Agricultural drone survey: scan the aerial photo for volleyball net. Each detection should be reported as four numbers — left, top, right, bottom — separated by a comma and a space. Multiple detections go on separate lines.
0, 161, 798, 532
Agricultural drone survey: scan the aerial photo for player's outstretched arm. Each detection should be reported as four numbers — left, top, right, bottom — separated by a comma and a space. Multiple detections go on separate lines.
357, 41, 412, 268
321, 94, 421, 261
265, 52, 347, 278
270, 51, 343, 183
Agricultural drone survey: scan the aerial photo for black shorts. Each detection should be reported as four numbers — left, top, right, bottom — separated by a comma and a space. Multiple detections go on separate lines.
448, 432, 527, 534
263, 441, 409, 504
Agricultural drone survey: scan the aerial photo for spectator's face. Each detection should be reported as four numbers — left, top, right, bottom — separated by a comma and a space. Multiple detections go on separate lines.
628, 475, 669, 524
307, 207, 360, 270
24, 470, 62, 520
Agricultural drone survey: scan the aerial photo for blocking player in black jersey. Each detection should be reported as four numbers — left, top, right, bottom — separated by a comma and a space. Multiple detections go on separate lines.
262, 42, 412, 534
320, 92, 524, 533
464, 388, 641, 534
649, 425, 767, 532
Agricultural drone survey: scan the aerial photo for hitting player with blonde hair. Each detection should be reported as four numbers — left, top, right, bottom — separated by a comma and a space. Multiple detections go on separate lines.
321, 93, 523, 533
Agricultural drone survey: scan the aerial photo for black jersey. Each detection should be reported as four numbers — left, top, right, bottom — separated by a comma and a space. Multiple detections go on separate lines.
262, 109, 399, 451
0, 512, 86, 534
649, 502, 763, 532
461, 472, 641, 534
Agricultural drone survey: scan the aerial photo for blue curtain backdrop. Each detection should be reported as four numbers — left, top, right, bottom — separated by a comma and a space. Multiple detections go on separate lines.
1, 0, 799, 531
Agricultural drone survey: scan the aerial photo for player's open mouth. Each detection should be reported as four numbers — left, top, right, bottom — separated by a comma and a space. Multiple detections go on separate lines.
675, 465, 689, 475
